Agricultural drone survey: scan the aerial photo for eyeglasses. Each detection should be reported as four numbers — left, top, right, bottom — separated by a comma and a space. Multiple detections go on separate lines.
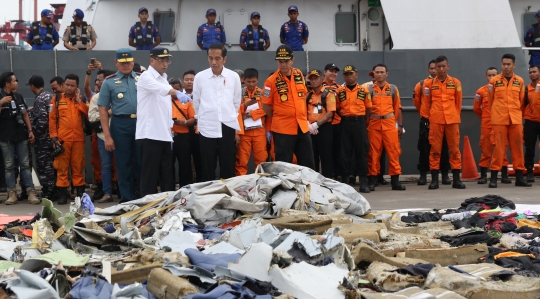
155, 58, 172, 65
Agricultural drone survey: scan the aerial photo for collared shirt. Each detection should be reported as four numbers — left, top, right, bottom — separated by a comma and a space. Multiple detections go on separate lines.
369, 83, 401, 131
335, 83, 372, 117
193, 67, 241, 138
98, 71, 139, 115
524, 82, 540, 122
322, 81, 341, 124
30, 89, 53, 142
49, 93, 89, 142
279, 20, 309, 51
473, 85, 491, 129
239, 26, 269, 50
62, 23, 98, 49
413, 76, 432, 119
488, 73, 525, 125
197, 23, 226, 50
424, 75, 462, 125
237, 86, 266, 136
136, 66, 174, 142
306, 86, 336, 124
26, 23, 59, 50
172, 101, 195, 134
129, 22, 160, 50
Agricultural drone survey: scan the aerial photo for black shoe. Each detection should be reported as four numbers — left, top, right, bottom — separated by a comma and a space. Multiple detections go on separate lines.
359, 176, 370, 193
92, 182, 104, 201
526, 166, 535, 183
501, 166, 512, 184
515, 170, 532, 187
478, 167, 488, 184
417, 171, 427, 185
391, 175, 406, 190
489, 170, 498, 188
57, 187, 68, 205
429, 170, 439, 189
441, 170, 451, 185
76, 186, 86, 197
367, 176, 376, 191
348, 176, 356, 185
451, 169, 466, 189
378, 174, 389, 185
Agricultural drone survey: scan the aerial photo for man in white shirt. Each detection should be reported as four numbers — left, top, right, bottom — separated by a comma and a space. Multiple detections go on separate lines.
193, 43, 242, 181
136, 47, 191, 197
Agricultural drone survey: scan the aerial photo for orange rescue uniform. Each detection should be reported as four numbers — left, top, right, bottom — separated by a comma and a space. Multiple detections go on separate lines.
473, 85, 509, 168
488, 73, 526, 171
367, 83, 402, 176
425, 75, 463, 170
235, 87, 268, 175
413, 77, 431, 119
523, 82, 540, 122
172, 101, 195, 134
49, 94, 89, 188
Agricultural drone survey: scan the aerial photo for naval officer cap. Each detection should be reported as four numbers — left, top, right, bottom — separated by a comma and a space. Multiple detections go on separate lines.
116, 48, 134, 62
307, 69, 323, 78
150, 47, 173, 58
73, 9, 84, 19
275, 45, 294, 60
343, 65, 358, 74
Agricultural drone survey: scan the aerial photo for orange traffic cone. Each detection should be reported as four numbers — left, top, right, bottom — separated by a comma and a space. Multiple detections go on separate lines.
462, 136, 480, 179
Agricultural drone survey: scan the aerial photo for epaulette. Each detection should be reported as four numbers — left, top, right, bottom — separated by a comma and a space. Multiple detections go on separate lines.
105, 74, 117, 79
135, 72, 141, 75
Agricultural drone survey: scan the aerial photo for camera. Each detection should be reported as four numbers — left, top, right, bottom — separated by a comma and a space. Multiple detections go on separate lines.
10, 101, 24, 125
51, 140, 65, 158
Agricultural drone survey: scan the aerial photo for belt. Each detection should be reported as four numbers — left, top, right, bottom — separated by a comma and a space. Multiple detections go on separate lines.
341, 115, 365, 121
114, 114, 137, 119
370, 112, 394, 119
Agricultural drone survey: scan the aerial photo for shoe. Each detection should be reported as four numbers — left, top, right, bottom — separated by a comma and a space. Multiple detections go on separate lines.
441, 170, 451, 185
515, 170, 532, 187
97, 194, 113, 203
391, 175, 406, 190
417, 171, 427, 185
526, 166, 535, 182
429, 170, 439, 189
57, 187, 68, 205
378, 174, 389, 185
501, 166, 512, 184
489, 170, 498, 188
451, 169, 466, 189
367, 176, 376, 191
358, 176, 370, 193
27, 188, 40, 205
478, 167, 488, 184
76, 186, 86, 198
348, 176, 356, 185
5, 190, 17, 205
92, 181, 104, 201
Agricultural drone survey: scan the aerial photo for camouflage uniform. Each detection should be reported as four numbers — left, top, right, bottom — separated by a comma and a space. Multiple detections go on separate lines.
29, 90, 56, 198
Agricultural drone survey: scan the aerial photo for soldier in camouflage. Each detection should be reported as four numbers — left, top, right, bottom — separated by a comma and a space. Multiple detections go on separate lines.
28, 75, 56, 200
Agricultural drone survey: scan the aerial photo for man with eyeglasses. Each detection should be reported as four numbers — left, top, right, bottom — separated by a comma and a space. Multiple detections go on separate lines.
136, 48, 191, 197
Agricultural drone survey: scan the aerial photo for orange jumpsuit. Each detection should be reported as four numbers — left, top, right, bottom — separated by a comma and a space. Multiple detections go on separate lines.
488, 73, 526, 171
425, 75, 463, 170
473, 85, 509, 168
413, 77, 431, 119
49, 94, 89, 188
367, 83, 402, 176
235, 87, 268, 175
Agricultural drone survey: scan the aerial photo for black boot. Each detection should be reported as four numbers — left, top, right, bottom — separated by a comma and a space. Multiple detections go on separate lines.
57, 187, 68, 205
76, 186, 85, 197
501, 166, 512, 184
489, 170, 498, 188
526, 166, 535, 182
452, 169, 466, 189
359, 176, 371, 193
441, 170, 451, 185
478, 167, 488, 184
429, 171, 439, 189
92, 181, 104, 201
367, 176, 376, 191
417, 171, 427, 185
391, 175, 406, 190
515, 170, 532, 187
378, 174, 389, 185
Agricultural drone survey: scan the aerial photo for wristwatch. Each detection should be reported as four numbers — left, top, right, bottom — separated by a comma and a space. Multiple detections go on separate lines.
86, 71, 91, 75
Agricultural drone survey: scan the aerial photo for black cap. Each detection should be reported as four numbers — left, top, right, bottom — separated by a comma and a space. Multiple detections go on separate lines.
343, 65, 357, 74
324, 63, 339, 71
275, 45, 293, 60
27, 75, 44, 87
150, 47, 173, 58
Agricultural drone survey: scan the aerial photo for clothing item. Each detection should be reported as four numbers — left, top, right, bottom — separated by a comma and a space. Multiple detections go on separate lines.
49, 93, 89, 142
53, 141, 85, 188
98, 71, 139, 115
0, 140, 34, 190
273, 126, 315, 169
137, 138, 174, 197
311, 122, 333, 178
440, 230, 498, 247
184, 248, 241, 271
429, 123, 461, 170
172, 133, 193, 187
200, 123, 237, 182
491, 124, 525, 171
424, 75, 463, 124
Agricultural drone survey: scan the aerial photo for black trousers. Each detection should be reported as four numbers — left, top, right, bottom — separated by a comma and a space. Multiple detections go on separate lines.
341, 117, 369, 178
524, 119, 540, 168
273, 125, 315, 169
312, 122, 333, 178
417, 117, 450, 172
199, 124, 236, 182
137, 138, 174, 197
172, 133, 193, 188
332, 123, 341, 177
189, 130, 203, 182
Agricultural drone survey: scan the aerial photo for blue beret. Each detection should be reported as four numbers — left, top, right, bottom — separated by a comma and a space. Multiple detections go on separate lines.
73, 9, 84, 19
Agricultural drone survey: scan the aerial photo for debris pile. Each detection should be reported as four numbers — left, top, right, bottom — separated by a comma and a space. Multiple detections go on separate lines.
1, 162, 540, 298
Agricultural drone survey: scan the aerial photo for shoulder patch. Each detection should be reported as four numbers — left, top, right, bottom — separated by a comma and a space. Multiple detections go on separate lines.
475, 94, 480, 101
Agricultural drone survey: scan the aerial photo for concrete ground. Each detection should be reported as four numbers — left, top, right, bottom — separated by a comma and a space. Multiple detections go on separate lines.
0, 175, 539, 215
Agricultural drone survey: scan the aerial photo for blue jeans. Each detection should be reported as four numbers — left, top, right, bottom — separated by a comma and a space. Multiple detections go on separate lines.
0, 140, 34, 191
97, 137, 113, 195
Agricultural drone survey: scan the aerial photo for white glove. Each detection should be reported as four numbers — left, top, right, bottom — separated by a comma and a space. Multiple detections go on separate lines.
176, 91, 191, 104
308, 122, 319, 135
